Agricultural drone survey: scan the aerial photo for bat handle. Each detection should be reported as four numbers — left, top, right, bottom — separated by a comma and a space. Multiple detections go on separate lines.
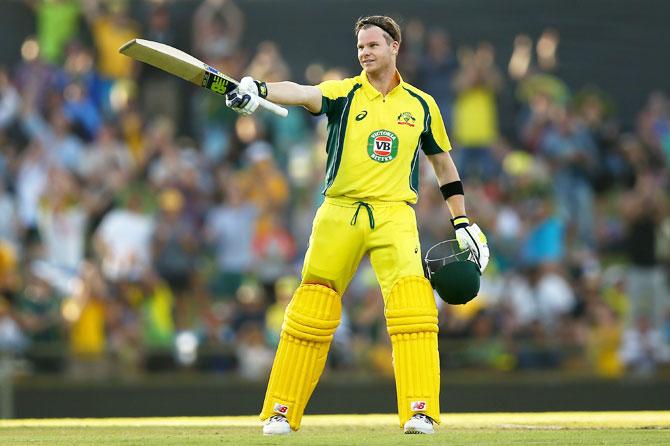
257, 97, 288, 117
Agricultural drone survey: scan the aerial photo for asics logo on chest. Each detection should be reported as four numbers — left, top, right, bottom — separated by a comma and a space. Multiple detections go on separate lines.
355, 110, 368, 121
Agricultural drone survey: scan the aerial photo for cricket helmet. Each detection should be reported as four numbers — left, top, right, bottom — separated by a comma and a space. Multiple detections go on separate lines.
424, 239, 481, 305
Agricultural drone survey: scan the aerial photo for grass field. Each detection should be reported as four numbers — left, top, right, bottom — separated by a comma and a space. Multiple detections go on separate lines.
2, 412, 669, 445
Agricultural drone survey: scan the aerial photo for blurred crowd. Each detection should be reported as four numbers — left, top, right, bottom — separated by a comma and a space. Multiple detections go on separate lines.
0, 0, 669, 381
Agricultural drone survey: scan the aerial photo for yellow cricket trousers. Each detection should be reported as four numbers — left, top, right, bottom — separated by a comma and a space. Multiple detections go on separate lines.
301, 196, 425, 300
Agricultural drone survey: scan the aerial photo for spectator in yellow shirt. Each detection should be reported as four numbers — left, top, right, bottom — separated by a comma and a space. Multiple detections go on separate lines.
83, 0, 140, 80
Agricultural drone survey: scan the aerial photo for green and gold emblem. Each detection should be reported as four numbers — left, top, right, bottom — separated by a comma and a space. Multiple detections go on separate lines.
397, 111, 416, 127
367, 130, 399, 163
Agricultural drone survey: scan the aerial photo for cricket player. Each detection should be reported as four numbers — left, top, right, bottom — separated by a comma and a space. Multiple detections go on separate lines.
225, 15, 490, 435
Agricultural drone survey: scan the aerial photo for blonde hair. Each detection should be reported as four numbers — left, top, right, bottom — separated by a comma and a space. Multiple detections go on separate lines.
354, 16, 402, 45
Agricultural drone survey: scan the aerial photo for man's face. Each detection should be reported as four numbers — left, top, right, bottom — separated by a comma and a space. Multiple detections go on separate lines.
357, 26, 398, 75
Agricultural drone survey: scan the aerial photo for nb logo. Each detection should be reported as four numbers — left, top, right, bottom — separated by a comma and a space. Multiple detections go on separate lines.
273, 403, 289, 415
210, 76, 229, 94
355, 110, 368, 121
411, 401, 427, 411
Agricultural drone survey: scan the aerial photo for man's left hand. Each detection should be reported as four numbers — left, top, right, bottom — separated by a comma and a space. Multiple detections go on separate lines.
455, 223, 490, 273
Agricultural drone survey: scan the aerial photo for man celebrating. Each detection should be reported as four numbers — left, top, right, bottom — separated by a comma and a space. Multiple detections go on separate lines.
226, 15, 489, 435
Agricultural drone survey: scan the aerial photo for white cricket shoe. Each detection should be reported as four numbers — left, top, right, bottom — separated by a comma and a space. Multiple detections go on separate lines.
403, 413, 435, 434
263, 415, 291, 435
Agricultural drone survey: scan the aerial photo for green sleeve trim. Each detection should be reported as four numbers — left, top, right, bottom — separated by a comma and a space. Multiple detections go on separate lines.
402, 87, 445, 155
322, 83, 362, 193
409, 143, 420, 196
310, 96, 330, 116
421, 129, 444, 156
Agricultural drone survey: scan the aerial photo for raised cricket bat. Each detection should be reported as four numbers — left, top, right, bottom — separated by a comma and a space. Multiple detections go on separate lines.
119, 39, 288, 117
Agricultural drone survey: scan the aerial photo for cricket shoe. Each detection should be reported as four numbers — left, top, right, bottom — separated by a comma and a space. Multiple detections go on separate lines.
403, 413, 435, 434
263, 415, 291, 435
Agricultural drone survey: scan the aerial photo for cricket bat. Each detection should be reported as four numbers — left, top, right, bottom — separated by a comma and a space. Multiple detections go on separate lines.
119, 39, 288, 117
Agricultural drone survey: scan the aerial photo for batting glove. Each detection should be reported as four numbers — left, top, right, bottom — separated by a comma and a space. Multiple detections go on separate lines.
225, 92, 258, 115
239, 76, 266, 96
225, 76, 262, 115
452, 216, 490, 273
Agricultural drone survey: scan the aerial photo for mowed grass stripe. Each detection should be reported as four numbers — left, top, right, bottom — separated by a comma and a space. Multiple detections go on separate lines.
2, 415, 670, 446
1, 411, 669, 428
1, 426, 669, 446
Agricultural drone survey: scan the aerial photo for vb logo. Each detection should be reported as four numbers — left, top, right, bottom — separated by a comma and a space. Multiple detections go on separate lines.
367, 130, 398, 163
375, 138, 392, 154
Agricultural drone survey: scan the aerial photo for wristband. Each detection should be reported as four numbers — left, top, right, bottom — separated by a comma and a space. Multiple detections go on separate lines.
254, 80, 268, 98
450, 215, 470, 229
440, 181, 464, 200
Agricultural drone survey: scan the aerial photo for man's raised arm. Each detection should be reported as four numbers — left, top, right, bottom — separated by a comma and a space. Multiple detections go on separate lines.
226, 77, 322, 115
267, 82, 322, 114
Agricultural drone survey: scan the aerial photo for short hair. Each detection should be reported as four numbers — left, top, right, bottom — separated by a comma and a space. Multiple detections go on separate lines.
354, 16, 402, 45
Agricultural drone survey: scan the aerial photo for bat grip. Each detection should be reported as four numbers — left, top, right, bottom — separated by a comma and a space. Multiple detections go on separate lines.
257, 97, 288, 117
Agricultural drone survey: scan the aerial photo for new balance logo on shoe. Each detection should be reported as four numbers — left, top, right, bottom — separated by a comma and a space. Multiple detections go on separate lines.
273, 402, 289, 415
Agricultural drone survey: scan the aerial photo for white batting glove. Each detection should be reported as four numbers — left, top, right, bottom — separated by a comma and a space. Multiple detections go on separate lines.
238, 76, 262, 95
455, 222, 490, 273
225, 91, 259, 115
225, 77, 260, 115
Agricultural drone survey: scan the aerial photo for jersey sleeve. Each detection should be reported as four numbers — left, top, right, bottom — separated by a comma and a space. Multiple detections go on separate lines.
313, 78, 357, 118
421, 96, 452, 155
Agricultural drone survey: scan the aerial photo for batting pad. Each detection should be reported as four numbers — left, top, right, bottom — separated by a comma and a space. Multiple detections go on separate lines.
260, 284, 341, 430
385, 276, 441, 427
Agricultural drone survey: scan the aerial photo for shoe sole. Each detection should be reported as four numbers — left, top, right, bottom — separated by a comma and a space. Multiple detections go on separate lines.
404, 428, 434, 434
263, 426, 291, 435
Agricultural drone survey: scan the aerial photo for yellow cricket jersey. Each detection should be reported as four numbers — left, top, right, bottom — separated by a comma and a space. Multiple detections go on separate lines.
314, 70, 451, 203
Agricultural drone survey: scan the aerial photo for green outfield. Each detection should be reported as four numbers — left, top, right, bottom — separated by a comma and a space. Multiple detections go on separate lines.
1, 412, 669, 445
